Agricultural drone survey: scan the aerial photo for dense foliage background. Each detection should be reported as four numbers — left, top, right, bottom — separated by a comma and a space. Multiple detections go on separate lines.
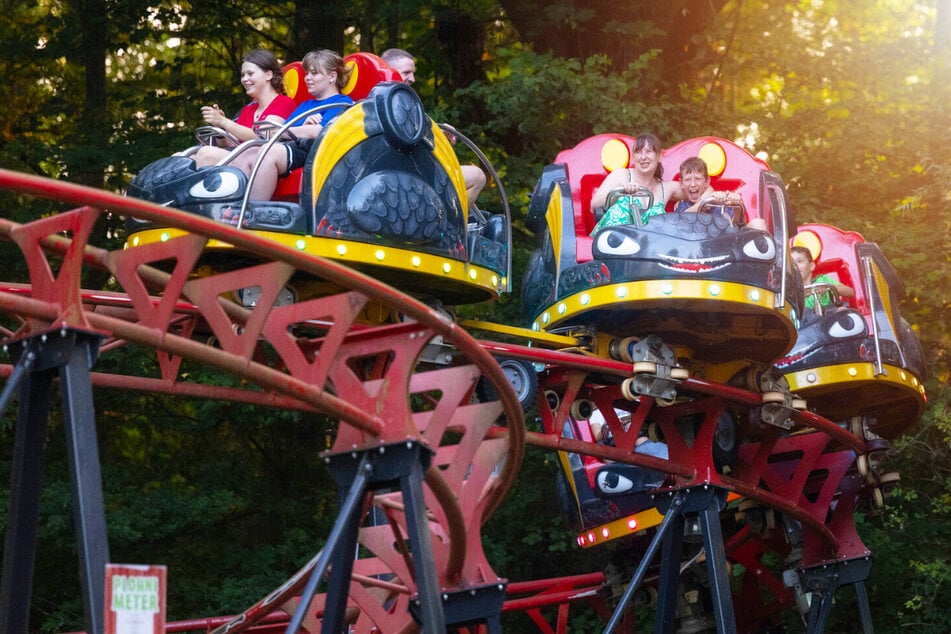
0, 0, 949, 631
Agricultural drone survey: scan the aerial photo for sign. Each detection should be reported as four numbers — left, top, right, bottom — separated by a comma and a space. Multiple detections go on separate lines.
104, 564, 167, 634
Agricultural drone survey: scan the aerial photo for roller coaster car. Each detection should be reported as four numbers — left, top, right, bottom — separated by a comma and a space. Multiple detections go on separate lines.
555, 407, 738, 547
522, 135, 804, 368
125, 54, 510, 308
776, 223, 927, 439
556, 413, 661, 539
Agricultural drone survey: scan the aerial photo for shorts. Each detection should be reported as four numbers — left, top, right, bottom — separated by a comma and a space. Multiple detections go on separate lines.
282, 139, 315, 176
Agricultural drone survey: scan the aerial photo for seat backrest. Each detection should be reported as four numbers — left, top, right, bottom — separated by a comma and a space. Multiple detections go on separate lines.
793, 223, 868, 311
553, 134, 635, 239
660, 137, 769, 224
578, 174, 607, 233
342, 52, 403, 101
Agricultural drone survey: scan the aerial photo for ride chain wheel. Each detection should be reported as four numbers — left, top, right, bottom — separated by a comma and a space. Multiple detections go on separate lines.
855, 454, 870, 478
617, 336, 640, 363
0, 170, 525, 633
670, 367, 690, 381
631, 361, 657, 374
570, 398, 595, 421
849, 415, 866, 439
620, 377, 639, 401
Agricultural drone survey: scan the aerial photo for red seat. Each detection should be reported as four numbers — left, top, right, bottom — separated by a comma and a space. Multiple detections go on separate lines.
271, 62, 312, 201
550, 134, 629, 263
660, 138, 767, 226
282, 61, 311, 105
343, 52, 403, 100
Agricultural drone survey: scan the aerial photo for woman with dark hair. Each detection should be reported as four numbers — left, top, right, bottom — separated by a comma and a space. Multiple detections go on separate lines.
193, 49, 297, 167
232, 49, 354, 201
590, 133, 695, 231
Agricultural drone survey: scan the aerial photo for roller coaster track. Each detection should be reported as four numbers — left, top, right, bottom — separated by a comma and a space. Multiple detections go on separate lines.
0, 168, 883, 633
0, 169, 525, 634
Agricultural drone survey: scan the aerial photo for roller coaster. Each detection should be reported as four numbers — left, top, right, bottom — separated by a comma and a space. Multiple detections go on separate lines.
0, 53, 928, 633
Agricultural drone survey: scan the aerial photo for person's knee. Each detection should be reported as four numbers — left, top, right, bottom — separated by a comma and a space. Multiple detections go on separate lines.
193, 145, 221, 167
462, 165, 486, 201
235, 147, 280, 177
463, 165, 486, 188
270, 145, 290, 175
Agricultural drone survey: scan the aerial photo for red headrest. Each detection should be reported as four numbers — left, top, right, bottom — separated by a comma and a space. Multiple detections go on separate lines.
282, 62, 311, 105
342, 52, 403, 101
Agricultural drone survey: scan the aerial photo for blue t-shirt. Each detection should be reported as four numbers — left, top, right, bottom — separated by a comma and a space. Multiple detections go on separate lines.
287, 94, 353, 128
281, 94, 355, 172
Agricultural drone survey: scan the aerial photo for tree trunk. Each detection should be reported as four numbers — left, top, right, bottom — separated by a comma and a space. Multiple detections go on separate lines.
435, 7, 487, 89
75, 0, 108, 189
289, 0, 347, 60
